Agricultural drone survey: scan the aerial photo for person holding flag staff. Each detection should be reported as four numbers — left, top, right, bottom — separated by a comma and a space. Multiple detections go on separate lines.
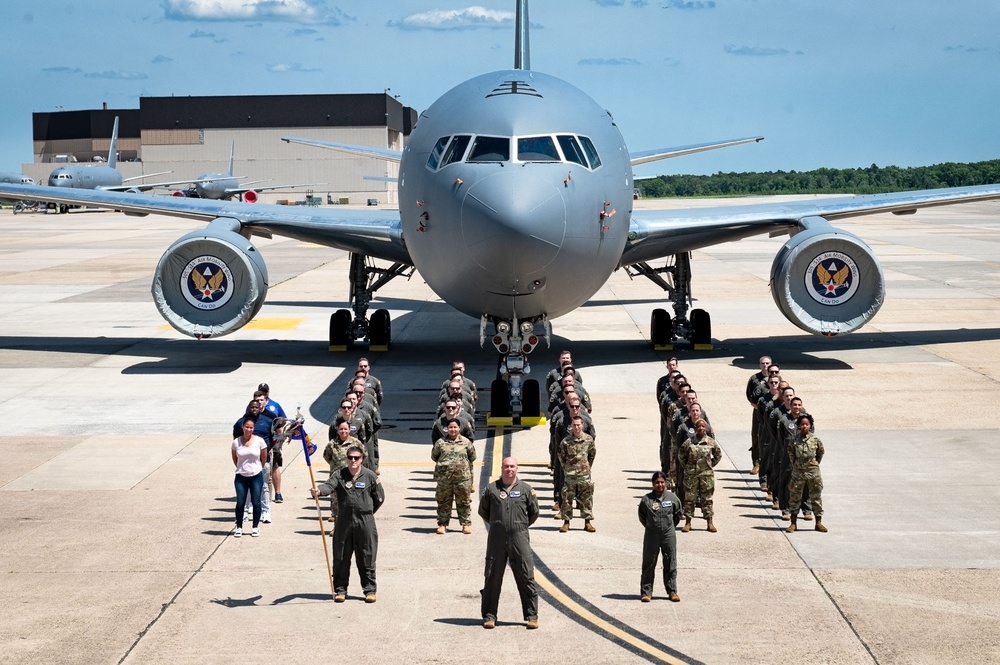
311, 443, 385, 603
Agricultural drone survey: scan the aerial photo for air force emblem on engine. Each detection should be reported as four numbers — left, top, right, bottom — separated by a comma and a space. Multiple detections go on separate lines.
181, 256, 234, 310
805, 251, 859, 306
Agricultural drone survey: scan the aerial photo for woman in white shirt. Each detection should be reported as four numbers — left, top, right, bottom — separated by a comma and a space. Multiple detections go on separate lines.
232, 418, 268, 537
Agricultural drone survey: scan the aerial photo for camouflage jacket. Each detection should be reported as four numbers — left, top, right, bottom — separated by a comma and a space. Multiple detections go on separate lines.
324, 435, 362, 471
681, 435, 722, 475
558, 433, 596, 478
788, 432, 824, 475
431, 435, 477, 481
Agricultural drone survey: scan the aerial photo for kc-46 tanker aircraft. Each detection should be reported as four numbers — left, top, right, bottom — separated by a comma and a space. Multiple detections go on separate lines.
3, 0, 1000, 417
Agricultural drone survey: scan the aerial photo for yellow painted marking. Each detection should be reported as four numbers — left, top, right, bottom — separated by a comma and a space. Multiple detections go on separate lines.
242, 317, 303, 330
328, 345, 348, 352
693, 343, 713, 351
534, 569, 688, 665
653, 344, 674, 351
487, 415, 514, 427
491, 426, 504, 480
369, 344, 389, 352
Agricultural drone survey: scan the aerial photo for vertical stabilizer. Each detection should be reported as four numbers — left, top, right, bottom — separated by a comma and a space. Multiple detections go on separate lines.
107, 116, 119, 169
228, 141, 235, 176
514, 0, 530, 70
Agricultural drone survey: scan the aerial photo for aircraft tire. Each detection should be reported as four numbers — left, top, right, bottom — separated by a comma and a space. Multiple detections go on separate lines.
490, 378, 510, 419
329, 309, 352, 351
369, 309, 391, 351
521, 379, 541, 418
650, 308, 672, 349
690, 308, 712, 349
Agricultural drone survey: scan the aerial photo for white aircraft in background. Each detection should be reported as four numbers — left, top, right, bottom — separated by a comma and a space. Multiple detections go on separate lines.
0, 172, 35, 185
167, 142, 322, 203
3, 0, 1000, 417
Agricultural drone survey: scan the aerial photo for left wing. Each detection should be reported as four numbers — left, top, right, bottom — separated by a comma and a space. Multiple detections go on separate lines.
629, 136, 764, 167
221, 181, 326, 198
281, 137, 403, 163
623, 183, 1000, 337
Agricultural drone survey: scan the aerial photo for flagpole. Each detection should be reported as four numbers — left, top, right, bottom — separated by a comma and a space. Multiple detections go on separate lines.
297, 422, 336, 600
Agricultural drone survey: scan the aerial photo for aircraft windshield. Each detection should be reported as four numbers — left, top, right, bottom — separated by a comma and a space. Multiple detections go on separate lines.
426, 133, 601, 169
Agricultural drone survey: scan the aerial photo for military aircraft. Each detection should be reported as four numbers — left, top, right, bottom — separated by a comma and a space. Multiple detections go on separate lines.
167, 141, 322, 203
0, 172, 35, 185
3, 0, 1000, 417
45, 117, 190, 207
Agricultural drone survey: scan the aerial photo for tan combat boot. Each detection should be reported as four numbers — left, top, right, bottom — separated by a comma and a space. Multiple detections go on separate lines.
584, 520, 596, 533
815, 516, 828, 532
559, 521, 570, 533
706, 518, 717, 533
681, 517, 692, 533
786, 515, 797, 533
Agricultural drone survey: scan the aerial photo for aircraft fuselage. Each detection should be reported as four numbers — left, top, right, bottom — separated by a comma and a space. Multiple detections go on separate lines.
399, 69, 633, 322
48, 165, 124, 190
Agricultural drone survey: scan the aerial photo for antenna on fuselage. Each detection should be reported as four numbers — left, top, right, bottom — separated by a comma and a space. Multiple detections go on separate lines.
514, 0, 530, 70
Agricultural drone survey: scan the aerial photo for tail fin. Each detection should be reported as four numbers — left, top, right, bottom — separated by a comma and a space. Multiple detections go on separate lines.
107, 116, 119, 169
514, 0, 530, 70
227, 141, 235, 177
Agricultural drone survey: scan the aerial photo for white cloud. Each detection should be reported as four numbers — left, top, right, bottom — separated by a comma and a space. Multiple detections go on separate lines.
162, 0, 350, 25
389, 6, 514, 31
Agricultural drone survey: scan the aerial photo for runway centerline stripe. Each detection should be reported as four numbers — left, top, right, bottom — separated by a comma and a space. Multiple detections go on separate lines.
479, 424, 698, 664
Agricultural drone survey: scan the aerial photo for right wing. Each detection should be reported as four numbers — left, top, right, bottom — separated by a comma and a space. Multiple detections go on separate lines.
0, 183, 408, 264
629, 136, 764, 167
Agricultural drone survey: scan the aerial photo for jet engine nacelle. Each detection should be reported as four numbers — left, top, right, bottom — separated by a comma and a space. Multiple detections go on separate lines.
151, 218, 268, 338
243, 190, 258, 203
770, 218, 884, 336
172, 190, 187, 197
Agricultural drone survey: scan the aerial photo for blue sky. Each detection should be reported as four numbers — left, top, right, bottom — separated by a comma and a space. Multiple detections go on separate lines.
3, 0, 999, 177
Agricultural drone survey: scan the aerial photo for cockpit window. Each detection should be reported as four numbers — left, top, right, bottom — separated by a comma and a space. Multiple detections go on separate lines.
467, 136, 510, 162
442, 135, 471, 166
578, 136, 602, 169
557, 135, 587, 167
517, 136, 560, 162
427, 136, 450, 170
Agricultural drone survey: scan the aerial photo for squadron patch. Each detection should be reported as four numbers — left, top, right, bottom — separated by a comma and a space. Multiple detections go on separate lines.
805, 251, 859, 306
651, 502, 660, 511
181, 255, 234, 310
499, 491, 508, 499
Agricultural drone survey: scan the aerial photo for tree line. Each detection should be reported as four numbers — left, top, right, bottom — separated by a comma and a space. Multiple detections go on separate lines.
635, 160, 1000, 198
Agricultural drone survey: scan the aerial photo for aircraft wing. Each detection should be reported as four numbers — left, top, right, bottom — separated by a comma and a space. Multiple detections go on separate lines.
281, 137, 403, 163
223, 182, 326, 197
0, 183, 409, 264
622, 184, 1000, 266
629, 136, 764, 167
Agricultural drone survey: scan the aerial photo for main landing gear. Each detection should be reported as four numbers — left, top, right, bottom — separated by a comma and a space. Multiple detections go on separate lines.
328, 253, 413, 352
482, 315, 549, 425
626, 252, 712, 351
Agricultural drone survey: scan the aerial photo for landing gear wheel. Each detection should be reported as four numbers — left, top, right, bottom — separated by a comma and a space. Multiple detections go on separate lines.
329, 309, 352, 351
690, 308, 712, 350
59, 204, 69, 214
521, 379, 541, 419
490, 378, 510, 420
651, 308, 673, 350
369, 308, 391, 351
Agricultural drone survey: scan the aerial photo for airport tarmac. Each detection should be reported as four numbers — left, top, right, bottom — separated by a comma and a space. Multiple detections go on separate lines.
1, 198, 999, 664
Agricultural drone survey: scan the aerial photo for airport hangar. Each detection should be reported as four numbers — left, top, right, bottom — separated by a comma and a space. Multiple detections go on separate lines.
22, 93, 418, 205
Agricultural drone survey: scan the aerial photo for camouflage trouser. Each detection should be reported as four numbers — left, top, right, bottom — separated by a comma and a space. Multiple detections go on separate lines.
788, 470, 823, 517
560, 475, 594, 521
683, 471, 715, 518
436, 477, 473, 526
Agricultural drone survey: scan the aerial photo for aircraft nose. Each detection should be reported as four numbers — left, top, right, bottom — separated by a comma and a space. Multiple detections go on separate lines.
460, 171, 566, 278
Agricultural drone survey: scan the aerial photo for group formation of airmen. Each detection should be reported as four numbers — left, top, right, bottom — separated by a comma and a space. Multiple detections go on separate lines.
746, 355, 827, 533
546, 350, 598, 533
655, 358, 723, 532
430, 361, 479, 534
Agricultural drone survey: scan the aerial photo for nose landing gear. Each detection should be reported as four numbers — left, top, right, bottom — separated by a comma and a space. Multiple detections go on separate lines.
482, 315, 549, 426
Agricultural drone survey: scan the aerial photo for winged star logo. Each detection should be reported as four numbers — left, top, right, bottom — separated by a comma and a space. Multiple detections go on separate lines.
805, 251, 860, 306
180, 256, 235, 310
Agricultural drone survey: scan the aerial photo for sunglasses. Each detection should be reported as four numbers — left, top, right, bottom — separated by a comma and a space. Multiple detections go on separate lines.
347, 455, 362, 461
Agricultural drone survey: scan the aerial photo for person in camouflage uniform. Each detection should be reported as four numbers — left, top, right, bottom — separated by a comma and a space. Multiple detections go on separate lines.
786, 415, 827, 533
680, 419, 722, 533
431, 418, 477, 534
323, 421, 362, 522
557, 416, 597, 533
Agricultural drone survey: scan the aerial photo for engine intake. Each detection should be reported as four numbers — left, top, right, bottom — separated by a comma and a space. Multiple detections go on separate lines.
151, 218, 268, 338
770, 220, 884, 335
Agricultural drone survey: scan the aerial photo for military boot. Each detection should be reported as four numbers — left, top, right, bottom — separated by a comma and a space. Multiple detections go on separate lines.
681, 517, 692, 532
786, 515, 797, 533
815, 516, 828, 532
584, 520, 596, 533
559, 521, 570, 533
706, 518, 717, 533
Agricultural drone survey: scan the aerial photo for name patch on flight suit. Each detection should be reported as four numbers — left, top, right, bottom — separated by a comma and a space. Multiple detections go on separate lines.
355, 481, 367, 489
661, 501, 673, 508
510, 490, 522, 498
